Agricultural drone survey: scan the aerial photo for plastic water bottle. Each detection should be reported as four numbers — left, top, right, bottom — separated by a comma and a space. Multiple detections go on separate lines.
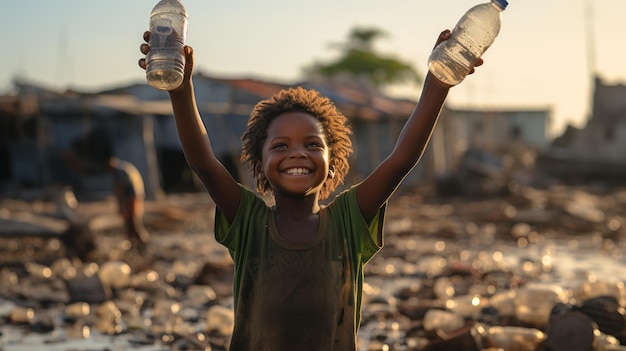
428, 0, 508, 86
145, 0, 188, 91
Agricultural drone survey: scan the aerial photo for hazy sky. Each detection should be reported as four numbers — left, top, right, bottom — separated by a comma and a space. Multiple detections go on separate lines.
2, 0, 624, 138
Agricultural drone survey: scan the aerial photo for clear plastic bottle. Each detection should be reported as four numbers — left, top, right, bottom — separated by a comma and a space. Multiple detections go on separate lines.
145, 0, 188, 91
428, 0, 508, 86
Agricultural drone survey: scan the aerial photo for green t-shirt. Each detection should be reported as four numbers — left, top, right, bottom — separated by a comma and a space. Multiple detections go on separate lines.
215, 185, 385, 351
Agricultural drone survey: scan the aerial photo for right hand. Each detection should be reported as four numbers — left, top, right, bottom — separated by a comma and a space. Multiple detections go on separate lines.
138, 31, 195, 92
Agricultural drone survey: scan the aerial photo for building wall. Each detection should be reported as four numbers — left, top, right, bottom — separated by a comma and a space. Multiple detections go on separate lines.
2, 77, 554, 196
447, 109, 550, 152
548, 77, 626, 164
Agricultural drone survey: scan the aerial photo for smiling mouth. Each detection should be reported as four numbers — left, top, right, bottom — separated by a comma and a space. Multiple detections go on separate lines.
283, 167, 312, 175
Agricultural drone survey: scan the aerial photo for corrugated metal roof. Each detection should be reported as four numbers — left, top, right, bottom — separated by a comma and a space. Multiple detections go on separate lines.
4, 75, 420, 121
91, 95, 173, 115
210, 76, 416, 121
221, 78, 287, 98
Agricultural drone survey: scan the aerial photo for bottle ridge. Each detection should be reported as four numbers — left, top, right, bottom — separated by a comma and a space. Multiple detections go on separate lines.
428, 0, 508, 86
145, 0, 188, 91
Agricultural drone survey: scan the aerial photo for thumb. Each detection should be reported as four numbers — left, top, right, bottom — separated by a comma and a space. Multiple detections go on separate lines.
433, 29, 451, 50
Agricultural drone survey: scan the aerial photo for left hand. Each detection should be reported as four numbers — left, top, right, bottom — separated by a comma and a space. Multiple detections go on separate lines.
433, 29, 484, 75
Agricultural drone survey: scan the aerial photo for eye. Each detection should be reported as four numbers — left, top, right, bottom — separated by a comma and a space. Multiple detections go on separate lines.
307, 142, 324, 149
270, 143, 288, 150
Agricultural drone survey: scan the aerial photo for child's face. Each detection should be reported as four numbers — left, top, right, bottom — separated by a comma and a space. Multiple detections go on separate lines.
260, 111, 330, 199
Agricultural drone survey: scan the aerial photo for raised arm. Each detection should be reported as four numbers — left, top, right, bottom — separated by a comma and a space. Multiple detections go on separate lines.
139, 32, 241, 221
356, 30, 482, 220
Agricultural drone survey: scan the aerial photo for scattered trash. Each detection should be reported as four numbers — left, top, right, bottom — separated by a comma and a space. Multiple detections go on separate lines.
1, 186, 626, 350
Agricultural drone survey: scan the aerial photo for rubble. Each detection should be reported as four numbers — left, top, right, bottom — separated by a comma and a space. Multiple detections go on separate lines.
0, 184, 626, 350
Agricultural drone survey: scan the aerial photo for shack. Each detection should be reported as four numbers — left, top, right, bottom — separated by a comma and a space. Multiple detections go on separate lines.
0, 75, 426, 199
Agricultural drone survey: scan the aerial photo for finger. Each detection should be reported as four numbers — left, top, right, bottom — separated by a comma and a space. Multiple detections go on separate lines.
467, 58, 484, 75
140, 43, 150, 55
433, 29, 451, 49
138, 58, 146, 70
143, 31, 151, 43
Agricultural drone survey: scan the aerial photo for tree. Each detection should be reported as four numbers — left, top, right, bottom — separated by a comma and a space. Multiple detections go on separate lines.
304, 27, 421, 88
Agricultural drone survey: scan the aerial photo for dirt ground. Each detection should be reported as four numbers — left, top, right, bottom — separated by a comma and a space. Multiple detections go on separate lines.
1, 184, 626, 350
1, 183, 625, 269
0, 191, 219, 269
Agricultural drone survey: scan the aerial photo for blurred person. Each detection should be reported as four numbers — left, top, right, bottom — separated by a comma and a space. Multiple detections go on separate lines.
108, 157, 150, 252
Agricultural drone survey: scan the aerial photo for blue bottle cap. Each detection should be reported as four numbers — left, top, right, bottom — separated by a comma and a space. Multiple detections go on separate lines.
493, 0, 508, 9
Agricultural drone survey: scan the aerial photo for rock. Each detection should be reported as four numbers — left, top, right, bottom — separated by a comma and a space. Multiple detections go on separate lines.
65, 275, 110, 304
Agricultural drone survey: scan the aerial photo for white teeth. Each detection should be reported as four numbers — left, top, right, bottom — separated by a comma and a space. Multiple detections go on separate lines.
284, 168, 310, 175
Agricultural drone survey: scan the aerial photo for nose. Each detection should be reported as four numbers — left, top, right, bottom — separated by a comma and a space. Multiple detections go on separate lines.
288, 147, 307, 158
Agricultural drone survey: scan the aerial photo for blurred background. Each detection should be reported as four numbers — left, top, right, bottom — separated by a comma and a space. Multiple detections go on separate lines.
1, 1, 626, 350
2, 0, 624, 135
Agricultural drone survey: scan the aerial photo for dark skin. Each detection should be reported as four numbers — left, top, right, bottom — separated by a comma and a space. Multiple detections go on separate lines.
260, 111, 331, 243
139, 29, 483, 241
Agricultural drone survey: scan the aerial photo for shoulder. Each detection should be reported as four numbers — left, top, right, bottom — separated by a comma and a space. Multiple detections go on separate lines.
322, 186, 365, 226
325, 186, 358, 212
324, 185, 383, 261
215, 185, 270, 244
239, 185, 271, 210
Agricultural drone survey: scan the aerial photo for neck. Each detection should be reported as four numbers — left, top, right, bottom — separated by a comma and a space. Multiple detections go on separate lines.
273, 193, 320, 219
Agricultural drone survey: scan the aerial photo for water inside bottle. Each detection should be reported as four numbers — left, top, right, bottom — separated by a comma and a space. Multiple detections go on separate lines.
146, 10, 186, 90
146, 56, 184, 91
428, 43, 474, 86
428, 1, 502, 86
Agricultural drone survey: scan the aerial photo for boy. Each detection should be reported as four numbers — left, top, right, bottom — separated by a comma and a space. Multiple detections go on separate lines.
139, 29, 482, 350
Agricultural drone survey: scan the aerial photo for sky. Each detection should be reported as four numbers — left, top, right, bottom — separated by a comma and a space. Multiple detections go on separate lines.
2, 0, 625, 138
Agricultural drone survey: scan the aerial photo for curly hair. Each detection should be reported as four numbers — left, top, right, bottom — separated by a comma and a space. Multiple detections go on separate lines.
241, 87, 353, 200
